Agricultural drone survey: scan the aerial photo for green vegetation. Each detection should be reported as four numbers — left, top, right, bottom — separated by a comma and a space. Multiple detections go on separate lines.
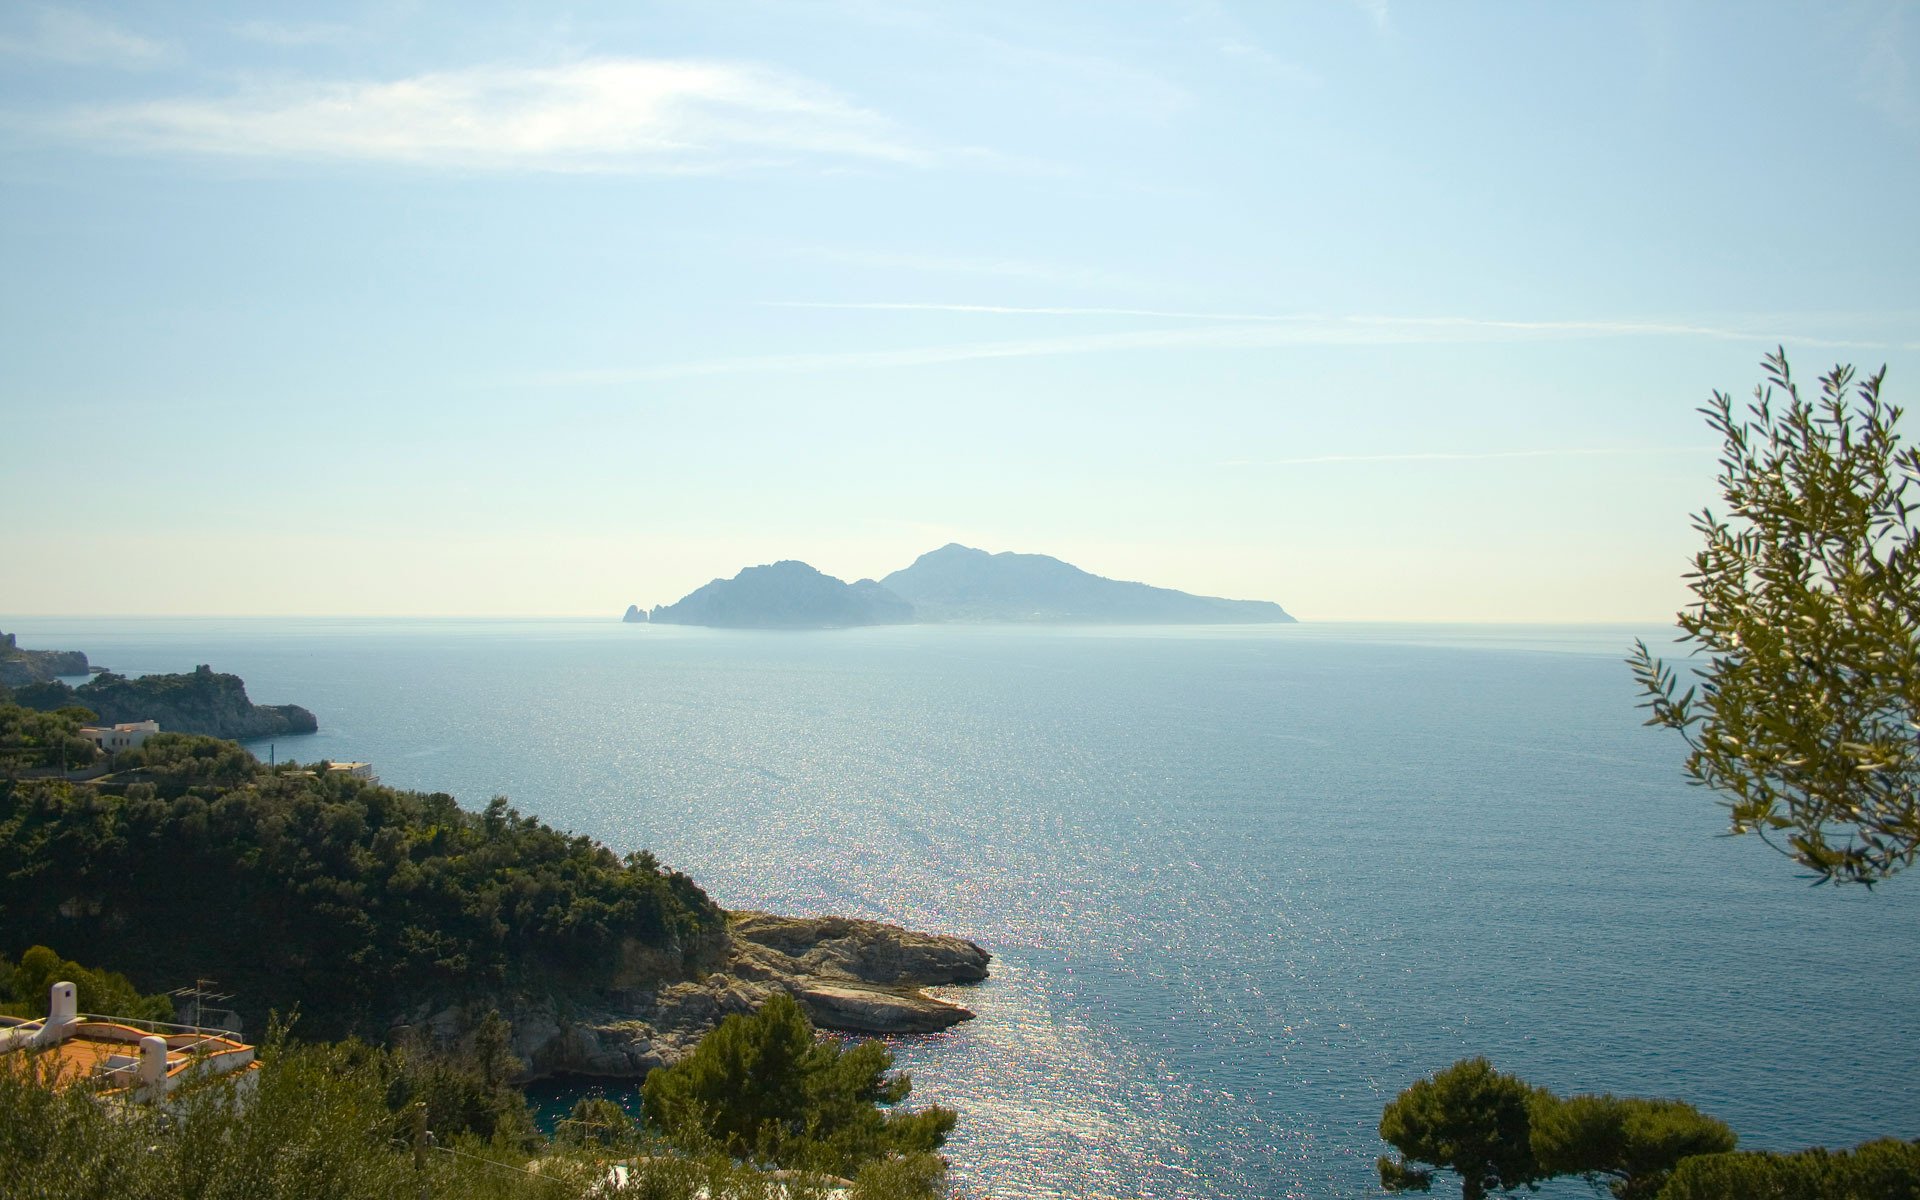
1531, 1093, 1736, 1200
643, 992, 955, 1178
0, 715, 726, 1038
0, 945, 175, 1023
0, 1023, 947, 1199
1661, 1138, 1920, 1200
1377, 1058, 1545, 1199
0, 703, 99, 776
1630, 350, 1920, 884
1378, 1059, 1735, 1200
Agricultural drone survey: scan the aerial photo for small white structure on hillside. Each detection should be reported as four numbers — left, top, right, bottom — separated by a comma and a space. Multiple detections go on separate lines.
78, 720, 160, 753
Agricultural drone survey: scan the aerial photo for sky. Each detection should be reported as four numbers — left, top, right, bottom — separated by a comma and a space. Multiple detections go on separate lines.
2, 1, 1916, 621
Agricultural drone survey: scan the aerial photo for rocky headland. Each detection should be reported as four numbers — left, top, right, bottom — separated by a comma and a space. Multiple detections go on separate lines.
12, 664, 318, 740
429, 911, 991, 1082
0, 632, 90, 686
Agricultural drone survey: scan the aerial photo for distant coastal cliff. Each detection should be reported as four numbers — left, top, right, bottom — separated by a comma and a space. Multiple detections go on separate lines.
0, 632, 89, 686
9, 663, 318, 740
625, 543, 1295, 629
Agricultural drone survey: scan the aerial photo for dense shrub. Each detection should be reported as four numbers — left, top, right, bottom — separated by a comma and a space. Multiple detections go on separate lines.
1660, 1138, 1920, 1200
643, 992, 955, 1178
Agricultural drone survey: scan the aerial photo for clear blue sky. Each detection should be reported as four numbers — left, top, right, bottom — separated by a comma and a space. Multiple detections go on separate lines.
3, 1, 1916, 619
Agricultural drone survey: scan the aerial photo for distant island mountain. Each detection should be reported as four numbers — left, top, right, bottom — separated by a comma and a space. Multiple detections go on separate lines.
883, 544, 1294, 623
630, 545, 1293, 628
649, 561, 915, 630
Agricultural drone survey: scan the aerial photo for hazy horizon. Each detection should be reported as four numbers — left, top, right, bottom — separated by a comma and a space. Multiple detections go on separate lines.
4, 2, 1915, 622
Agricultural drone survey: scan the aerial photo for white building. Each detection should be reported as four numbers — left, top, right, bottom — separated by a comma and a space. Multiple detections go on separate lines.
78, 720, 160, 753
0, 981, 258, 1105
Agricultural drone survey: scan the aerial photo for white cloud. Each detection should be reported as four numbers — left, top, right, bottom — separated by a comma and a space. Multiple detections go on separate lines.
0, 5, 164, 66
39, 58, 931, 172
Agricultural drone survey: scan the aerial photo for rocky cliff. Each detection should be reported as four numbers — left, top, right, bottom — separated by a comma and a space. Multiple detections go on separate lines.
430, 912, 992, 1082
14, 666, 318, 740
0, 632, 90, 686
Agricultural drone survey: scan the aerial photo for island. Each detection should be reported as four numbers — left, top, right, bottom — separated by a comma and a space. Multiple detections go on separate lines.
623, 604, 649, 623
625, 544, 1294, 628
647, 560, 915, 630
883, 543, 1295, 623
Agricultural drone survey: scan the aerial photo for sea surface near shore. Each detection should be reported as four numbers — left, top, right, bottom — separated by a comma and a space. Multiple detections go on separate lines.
10, 616, 1918, 1198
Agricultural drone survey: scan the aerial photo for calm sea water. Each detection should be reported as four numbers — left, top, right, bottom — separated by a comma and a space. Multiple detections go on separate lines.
10, 617, 1917, 1199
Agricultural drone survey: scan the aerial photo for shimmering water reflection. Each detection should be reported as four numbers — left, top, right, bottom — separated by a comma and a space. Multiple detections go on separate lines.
11, 618, 1917, 1198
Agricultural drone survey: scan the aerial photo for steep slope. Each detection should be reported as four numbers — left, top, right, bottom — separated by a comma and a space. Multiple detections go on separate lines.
881, 544, 1294, 623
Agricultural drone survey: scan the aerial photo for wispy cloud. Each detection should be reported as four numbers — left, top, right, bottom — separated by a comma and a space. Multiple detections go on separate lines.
1217, 40, 1322, 87
1351, 0, 1393, 34
1225, 446, 1713, 467
522, 311, 1882, 387
782, 250, 1139, 289
230, 20, 360, 49
763, 301, 1881, 346
0, 5, 164, 67
33, 58, 931, 173
1859, 3, 1917, 129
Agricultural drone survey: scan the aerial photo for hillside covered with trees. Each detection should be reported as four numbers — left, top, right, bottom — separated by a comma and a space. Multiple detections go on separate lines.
0, 718, 726, 1038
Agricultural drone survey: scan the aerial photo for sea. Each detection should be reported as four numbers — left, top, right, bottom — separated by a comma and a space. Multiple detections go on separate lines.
8, 617, 1916, 1199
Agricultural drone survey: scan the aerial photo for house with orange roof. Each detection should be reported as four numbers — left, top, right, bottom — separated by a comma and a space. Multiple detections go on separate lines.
0, 981, 259, 1105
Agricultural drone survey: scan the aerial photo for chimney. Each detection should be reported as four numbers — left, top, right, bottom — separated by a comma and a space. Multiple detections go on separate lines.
48, 980, 78, 1025
138, 1035, 170, 1099
34, 981, 79, 1048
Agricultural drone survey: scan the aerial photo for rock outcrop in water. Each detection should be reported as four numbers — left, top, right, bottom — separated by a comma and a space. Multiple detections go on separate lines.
443, 912, 991, 1081
622, 604, 648, 623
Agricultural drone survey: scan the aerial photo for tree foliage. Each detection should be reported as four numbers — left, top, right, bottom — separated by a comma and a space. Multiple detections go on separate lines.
1380, 1060, 1739, 1200
1377, 1057, 1545, 1199
0, 724, 726, 1038
1630, 350, 1920, 884
0, 944, 175, 1023
642, 992, 955, 1177
1660, 1137, 1920, 1200
1530, 1092, 1735, 1200
0, 703, 98, 776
